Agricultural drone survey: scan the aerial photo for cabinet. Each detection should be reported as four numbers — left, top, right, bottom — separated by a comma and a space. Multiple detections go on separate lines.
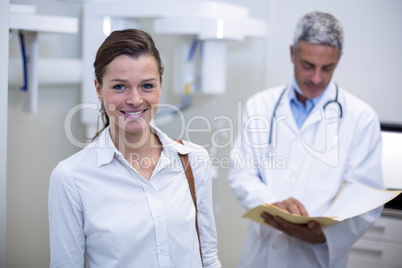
347, 209, 402, 268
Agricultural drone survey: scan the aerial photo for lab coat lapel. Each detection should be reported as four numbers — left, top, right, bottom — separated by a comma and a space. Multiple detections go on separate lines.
275, 86, 299, 137
300, 84, 340, 167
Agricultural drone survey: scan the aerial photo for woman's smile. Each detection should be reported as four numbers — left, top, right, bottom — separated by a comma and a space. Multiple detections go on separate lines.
121, 109, 147, 119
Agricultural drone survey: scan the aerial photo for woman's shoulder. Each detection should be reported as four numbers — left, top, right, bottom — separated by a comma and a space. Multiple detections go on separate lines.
181, 140, 208, 152
178, 140, 211, 175
155, 126, 208, 154
52, 142, 99, 176
152, 126, 211, 170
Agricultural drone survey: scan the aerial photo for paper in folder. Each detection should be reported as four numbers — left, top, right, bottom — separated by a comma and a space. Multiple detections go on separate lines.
243, 182, 402, 226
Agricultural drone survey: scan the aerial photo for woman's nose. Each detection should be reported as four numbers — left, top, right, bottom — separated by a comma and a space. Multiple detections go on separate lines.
127, 89, 143, 106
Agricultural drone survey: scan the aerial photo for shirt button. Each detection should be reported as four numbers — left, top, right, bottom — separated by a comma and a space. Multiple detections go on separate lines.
160, 246, 166, 252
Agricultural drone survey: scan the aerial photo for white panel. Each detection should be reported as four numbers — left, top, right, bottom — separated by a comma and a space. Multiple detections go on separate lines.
9, 4, 36, 14
9, 13, 78, 34
84, 0, 249, 19
201, 41, 226, 94
155, 17, 266, 41
8, 58, 82, 86
382, 131, 402, 189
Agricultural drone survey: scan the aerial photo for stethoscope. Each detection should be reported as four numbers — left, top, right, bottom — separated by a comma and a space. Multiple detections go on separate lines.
268, 83, 343, 145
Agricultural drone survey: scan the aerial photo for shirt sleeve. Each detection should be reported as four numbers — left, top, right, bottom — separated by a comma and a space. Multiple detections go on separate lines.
228, 99, 280, 210
48, 163, 85, 268
190, 146, 222, 268
317, 108, 384, 267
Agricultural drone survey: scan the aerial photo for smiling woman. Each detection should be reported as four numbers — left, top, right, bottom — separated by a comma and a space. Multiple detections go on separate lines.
92, 29, 164, 143
48, 29, 221, 268
95, 54, 162, 152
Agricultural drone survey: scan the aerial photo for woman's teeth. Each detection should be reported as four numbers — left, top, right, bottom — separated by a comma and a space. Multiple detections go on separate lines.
126, 110, 143, 116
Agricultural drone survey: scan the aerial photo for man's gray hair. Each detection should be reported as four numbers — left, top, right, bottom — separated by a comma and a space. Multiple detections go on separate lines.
293, 11, 344, 53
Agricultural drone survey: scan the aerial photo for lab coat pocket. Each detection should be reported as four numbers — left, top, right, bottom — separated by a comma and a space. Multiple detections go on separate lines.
301, 109, 340, 168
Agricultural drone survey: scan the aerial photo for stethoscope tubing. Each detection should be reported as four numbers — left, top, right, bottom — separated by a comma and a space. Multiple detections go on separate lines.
268, 83, 342, 145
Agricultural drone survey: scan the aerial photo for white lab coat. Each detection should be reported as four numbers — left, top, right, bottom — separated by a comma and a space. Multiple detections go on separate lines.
228, 83, 384, 268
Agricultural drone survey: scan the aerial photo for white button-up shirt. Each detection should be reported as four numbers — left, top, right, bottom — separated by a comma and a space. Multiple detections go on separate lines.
48, 126, 221, 268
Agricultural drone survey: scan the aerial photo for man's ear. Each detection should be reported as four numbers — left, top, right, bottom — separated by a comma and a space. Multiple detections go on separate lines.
95, 79, 103, 102
290, 45, 295, 64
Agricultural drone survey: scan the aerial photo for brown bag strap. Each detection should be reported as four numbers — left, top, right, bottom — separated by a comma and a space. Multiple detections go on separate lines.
175, 139, 203, 266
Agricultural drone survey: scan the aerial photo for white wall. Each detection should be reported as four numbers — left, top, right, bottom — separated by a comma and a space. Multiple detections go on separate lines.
5, 0, 402, 268
266, 0, 402, 123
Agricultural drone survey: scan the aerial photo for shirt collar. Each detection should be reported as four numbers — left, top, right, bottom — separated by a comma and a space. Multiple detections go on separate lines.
288, 77, 329, 107
94, 125, 193, 167
94, 126, 119, 167
151, 125, 193, 155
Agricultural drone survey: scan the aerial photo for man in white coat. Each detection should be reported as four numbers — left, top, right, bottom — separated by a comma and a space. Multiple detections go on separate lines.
228, 11, 384, 268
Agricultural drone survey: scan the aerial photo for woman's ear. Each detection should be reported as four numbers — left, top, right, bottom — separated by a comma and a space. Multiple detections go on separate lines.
94, 79, 103, 102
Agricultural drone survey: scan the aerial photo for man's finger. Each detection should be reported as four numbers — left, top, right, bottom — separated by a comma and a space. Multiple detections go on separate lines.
284, 198, 309, 216
261, 212, 282, 230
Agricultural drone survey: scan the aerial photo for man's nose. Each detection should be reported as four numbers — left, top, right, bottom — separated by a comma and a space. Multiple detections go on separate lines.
310, 69, 322, 85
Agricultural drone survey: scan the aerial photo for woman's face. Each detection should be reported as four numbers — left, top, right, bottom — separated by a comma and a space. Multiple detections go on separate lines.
95, 54, 161, 137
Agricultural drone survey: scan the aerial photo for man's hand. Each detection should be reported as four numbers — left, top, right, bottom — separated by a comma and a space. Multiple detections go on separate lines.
260, 198, 326, 244
272, 197, 309, 217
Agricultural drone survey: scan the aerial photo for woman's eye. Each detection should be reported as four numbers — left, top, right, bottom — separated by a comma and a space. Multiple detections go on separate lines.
113, 84, 125, 90
142, 84, 153, 90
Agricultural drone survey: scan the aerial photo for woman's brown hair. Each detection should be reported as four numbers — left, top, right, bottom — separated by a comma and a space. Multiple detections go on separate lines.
92, 29, 164, 141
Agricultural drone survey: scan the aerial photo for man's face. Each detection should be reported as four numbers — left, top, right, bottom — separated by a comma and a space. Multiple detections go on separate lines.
291, 40, 341, 100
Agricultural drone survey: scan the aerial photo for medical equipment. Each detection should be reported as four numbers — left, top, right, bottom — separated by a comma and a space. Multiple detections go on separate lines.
9, 4, 78, 113
268, 83, 342, 145
81, 1, 266, 138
